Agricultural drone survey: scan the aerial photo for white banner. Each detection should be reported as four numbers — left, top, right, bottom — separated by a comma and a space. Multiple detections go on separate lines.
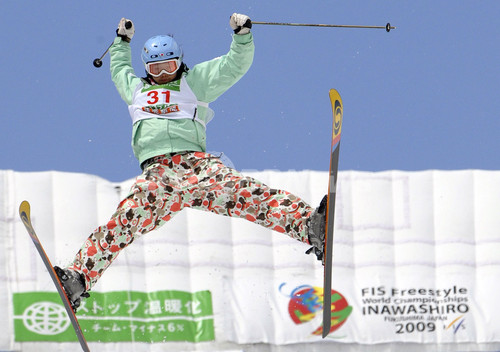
1, 169, 499, 351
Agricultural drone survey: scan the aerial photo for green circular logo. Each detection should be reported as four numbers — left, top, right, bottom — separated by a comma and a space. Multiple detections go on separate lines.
23, 302, 70, 335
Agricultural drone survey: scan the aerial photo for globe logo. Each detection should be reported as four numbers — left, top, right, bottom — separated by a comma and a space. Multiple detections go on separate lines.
22, 301, 70, 335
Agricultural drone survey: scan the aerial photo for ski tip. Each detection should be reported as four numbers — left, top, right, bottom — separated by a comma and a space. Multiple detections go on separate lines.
19, 200, 31, 217
328, 89, 342, 105
329, 89, 343, 140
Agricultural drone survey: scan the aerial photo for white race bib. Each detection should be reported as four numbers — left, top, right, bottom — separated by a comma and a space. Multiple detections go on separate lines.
128, 76, 212, 127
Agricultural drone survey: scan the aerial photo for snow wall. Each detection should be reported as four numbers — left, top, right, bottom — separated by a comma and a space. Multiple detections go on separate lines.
1, 169, 500, 352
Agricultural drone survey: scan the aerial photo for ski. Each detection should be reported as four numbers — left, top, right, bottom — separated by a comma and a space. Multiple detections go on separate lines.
19, 201, 90, 352
322, 89, 343, 338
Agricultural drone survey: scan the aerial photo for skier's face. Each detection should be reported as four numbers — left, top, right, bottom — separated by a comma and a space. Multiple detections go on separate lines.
152, 72, 177, 84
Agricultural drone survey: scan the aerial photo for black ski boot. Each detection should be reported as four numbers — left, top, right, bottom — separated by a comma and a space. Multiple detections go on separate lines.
305, 195, 327, 263
54, 266, 90, 312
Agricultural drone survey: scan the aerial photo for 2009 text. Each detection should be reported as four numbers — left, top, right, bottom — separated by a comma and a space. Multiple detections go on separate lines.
396, 322, 436, 334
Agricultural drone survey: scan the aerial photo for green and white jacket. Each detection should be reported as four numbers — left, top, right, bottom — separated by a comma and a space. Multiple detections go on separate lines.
109, 33, 254, 164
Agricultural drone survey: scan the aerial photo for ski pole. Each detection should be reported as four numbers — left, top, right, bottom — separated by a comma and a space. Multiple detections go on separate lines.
252, 21, 395, 32
93, 20, 133, 68
93, 43, 112, 68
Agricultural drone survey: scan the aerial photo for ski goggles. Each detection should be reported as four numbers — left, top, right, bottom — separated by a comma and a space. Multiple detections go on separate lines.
145, 58, 181, 77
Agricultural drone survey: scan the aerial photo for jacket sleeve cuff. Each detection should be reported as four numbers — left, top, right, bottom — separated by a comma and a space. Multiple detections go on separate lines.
232, 32, 253, 44
113, 36, 129, 45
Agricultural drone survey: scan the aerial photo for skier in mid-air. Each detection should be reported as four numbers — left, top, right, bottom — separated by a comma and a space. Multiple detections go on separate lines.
55, 13, 327, 310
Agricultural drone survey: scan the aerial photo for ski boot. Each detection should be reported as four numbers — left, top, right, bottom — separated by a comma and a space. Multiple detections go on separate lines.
305, 195, 327, 263
54, 266, 90, 312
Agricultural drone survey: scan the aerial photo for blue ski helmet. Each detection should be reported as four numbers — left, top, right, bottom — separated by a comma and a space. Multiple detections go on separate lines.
141, 35, 183, 64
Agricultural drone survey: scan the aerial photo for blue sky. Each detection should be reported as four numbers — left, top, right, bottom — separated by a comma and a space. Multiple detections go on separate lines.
2, 1, 499, 181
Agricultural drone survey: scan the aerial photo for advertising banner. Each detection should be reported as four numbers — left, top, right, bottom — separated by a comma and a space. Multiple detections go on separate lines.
13, 290, 214, 343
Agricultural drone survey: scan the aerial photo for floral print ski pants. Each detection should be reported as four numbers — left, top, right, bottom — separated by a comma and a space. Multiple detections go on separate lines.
71, 152, 313, 290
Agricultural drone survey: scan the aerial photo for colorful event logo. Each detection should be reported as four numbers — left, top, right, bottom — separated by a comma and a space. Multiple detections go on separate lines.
280, 283, 352, 336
